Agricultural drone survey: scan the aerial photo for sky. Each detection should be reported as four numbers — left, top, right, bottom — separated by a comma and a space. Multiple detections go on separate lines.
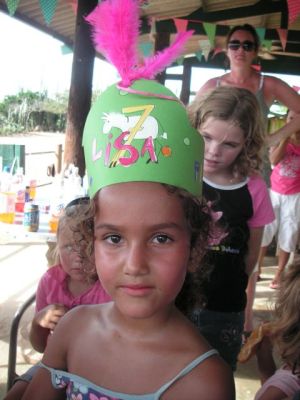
0, 12, 119, 100
0, 11, 299, 101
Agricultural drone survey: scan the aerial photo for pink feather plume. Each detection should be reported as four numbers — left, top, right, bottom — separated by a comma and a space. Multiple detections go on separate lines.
86, 0, 193, 86
85, 0, 140, 86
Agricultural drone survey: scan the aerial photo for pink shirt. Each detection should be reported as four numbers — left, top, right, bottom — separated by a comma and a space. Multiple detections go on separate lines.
247, 174, 275, 228
271, 142, 300, 194
35, 264, 111, 312
255, 367, 300, 399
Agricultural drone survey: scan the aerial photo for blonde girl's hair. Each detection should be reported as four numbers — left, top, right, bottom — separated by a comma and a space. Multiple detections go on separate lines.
56, 201, 98, 283
271, 262, 300, 375
188, 86, 266, 178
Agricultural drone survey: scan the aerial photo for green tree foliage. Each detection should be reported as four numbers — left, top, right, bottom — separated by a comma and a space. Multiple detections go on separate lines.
0, 90, 68, 135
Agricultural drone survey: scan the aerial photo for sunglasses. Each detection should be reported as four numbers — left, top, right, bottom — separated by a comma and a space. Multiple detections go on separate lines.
228, 40, 256, 52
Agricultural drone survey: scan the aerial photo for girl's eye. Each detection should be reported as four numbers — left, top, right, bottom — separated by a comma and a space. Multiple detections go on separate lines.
105, 234, 122, 244
62, 244, 74, 252
201, 134, 211, 141
224, 142, 237, 148
153, 234, 172, 244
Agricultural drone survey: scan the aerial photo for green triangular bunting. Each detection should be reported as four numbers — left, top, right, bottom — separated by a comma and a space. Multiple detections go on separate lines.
203, 22, 216, 47
39, 0, 57, 25
6, 0, 20, 15
256, 27, 266, 43
263, 39, 272, 51
61, 44, 73, 55
139, 42, 153, 57
195, 50, 203, 62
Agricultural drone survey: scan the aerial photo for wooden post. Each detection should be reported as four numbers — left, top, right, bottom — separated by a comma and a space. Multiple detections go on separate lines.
64, 0, 98, 177
180, 60, 192, 105
55, 144, 62, 174
154, 32, 170, 85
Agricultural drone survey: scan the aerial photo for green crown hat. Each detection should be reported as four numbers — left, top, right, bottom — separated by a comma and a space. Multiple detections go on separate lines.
83, 0, 204, 198
83, 79, 204, 198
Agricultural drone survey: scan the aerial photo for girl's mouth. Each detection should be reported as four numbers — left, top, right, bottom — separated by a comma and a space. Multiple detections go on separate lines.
119, 284, 153, 296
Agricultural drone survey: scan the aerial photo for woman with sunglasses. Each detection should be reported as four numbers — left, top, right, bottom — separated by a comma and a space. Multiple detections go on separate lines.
195, 24, 300, 148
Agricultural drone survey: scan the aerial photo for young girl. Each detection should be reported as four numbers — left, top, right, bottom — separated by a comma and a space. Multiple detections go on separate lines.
258, 109, 300, 289
20, 1, 234, 399
242, 261, 300, 400
30, 200, 111, 353
5, 200, 111, 400
187, 86, 275, 370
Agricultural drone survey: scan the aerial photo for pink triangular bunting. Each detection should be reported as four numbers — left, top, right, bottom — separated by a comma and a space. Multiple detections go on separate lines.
287, 0, 300, 24
276, 28, 288, 51
174, 19, 188, 33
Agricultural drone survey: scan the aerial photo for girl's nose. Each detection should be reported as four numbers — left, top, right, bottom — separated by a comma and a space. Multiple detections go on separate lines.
208, 142, 221, 157
124, 243, 148, 275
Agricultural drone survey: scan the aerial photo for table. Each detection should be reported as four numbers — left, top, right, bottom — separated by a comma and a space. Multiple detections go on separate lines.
0, 210, 57, 266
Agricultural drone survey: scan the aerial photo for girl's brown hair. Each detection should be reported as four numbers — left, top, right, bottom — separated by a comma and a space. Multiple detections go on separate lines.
75, 185, 216, 314
271, 262, 300, 375
188, 86, 265, 178
57, 201, 97, 282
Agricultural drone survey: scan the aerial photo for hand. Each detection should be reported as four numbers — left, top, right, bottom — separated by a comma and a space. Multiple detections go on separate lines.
33, 304, 69, 331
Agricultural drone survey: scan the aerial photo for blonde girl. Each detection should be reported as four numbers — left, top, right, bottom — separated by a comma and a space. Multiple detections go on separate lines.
188, 86, 274, 370
5, 200, 111, 400
255, 262, 300, 399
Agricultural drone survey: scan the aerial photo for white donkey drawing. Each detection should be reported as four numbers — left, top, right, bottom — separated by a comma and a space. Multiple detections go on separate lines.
102, 112, 167, 140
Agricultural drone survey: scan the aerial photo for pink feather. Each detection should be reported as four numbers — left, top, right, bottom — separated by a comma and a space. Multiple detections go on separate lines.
86, 0, 193, 86
132, 31, 194, 81
85, 0, 140, 86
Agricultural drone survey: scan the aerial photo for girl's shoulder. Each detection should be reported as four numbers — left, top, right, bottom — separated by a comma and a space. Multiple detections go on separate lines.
197, 76, 223, 95
247, 172, 269, 198
39, 264, 66, 284
57, 303, 108, 330
262, 74, 293, 95
169, 348, 234, 400
248, 171, 266, 183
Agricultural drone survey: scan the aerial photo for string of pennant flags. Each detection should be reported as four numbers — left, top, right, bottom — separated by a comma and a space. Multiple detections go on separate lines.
140, 19, 293, 65
5, 0, 300, 26
4, 0, 300, 65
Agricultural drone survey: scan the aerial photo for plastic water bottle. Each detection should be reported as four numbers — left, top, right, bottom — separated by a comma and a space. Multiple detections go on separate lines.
12, 167, 26, 212
63, 166, 84, 206
0, 166, 15, 224
82, 171, 89, 196
48, 174, 65, 233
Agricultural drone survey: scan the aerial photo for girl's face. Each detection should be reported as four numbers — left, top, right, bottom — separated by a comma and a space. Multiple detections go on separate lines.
227, 29, 257, 66
58, 223, 86, 282
94, 182, 191, 320
200, 117, 245, 179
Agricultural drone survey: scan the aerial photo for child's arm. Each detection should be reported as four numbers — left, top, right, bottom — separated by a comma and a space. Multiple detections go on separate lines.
269, 139, 289, 166
29, 304, 68, 353
245, 226, 264, 276
266, 113, 300, 147
22, 308, 73, 399
257, 386, 292, 400
21, 366, 66, 400
256, 335, 277, 384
